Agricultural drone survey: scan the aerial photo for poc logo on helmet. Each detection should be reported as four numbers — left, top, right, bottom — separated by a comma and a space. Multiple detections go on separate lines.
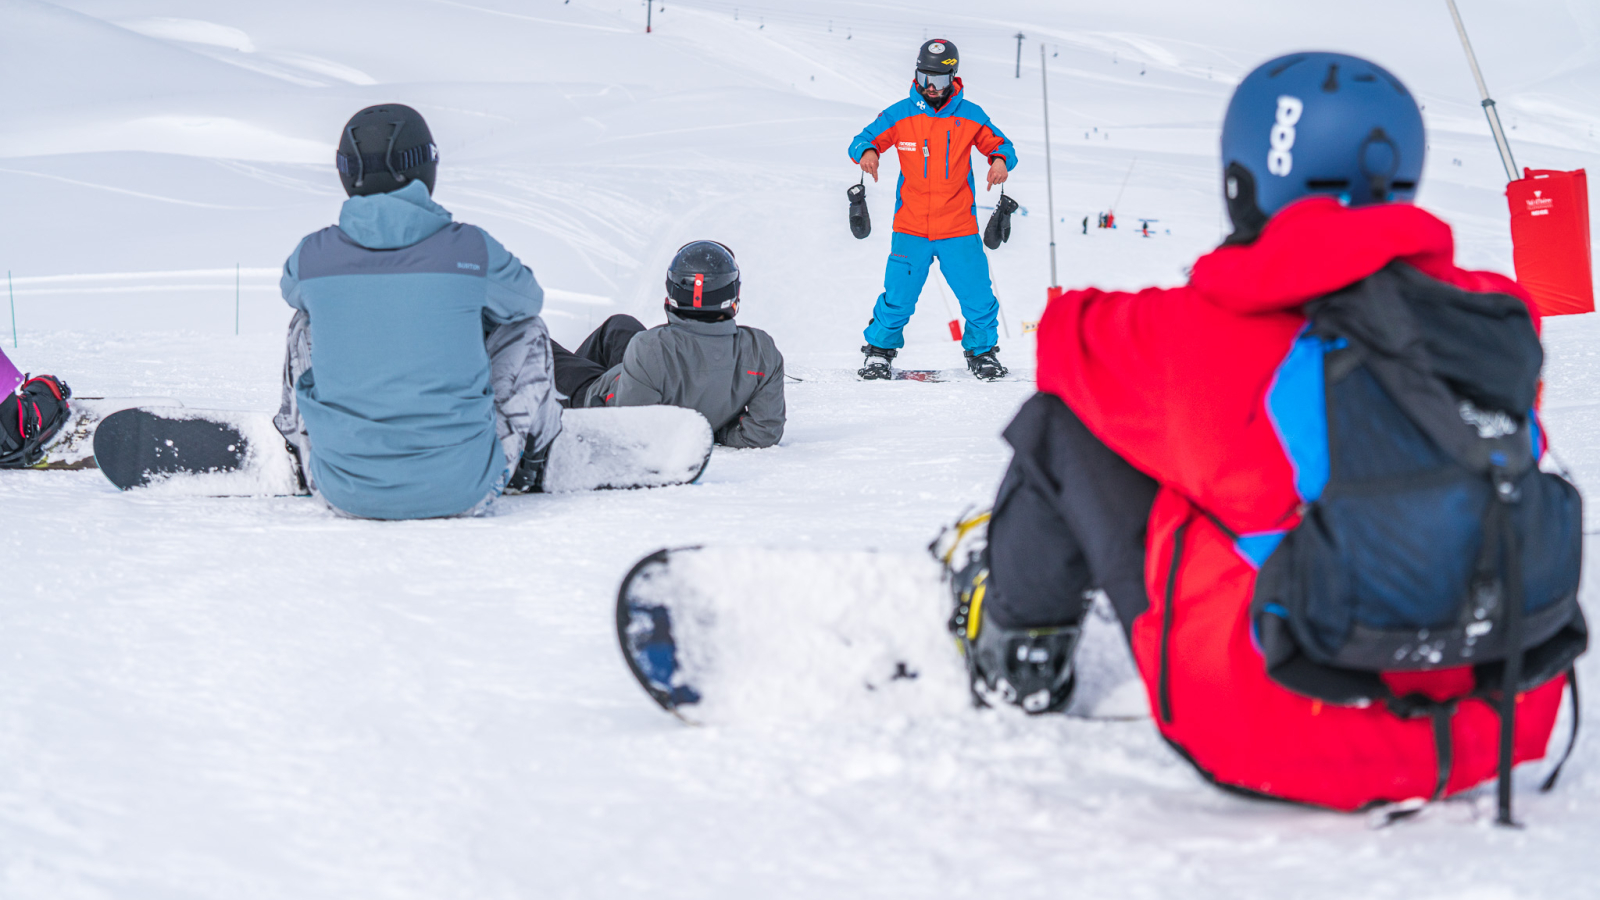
1267, 95, 1304, 177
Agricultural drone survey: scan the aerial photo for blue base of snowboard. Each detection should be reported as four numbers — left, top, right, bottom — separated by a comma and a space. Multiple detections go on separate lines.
616, 548, 703, 716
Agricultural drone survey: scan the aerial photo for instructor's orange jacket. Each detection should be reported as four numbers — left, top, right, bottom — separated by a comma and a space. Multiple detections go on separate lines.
848, 79, 1017, 241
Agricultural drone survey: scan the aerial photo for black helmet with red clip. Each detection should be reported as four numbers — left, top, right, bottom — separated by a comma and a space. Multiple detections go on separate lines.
664, 240, 740, 319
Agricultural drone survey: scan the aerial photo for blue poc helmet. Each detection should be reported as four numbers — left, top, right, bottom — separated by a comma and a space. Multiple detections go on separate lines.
1220, 52, 1425, 243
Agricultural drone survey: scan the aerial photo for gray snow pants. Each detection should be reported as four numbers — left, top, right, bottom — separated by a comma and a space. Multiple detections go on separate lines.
273, 310, 564, 518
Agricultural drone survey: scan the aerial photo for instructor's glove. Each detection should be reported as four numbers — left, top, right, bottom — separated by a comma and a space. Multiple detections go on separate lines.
983, 193, 1019, 250
847, 181, 871, 240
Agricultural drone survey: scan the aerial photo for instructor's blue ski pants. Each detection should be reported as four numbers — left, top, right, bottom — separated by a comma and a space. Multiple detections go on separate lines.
864, 232, 999, 353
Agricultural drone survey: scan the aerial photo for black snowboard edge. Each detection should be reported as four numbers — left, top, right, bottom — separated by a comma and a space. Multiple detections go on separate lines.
616, 546, 705, 719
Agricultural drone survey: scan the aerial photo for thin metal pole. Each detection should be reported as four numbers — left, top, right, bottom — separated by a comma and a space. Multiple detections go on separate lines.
646, 0, 652, 33
1040, 44, 1058, 289
1445, 0, 1518, 182
235, 263, 241, 335
1014, 33, 1025, 78
1112, 157, 1137, 211
8, 271, 15, 348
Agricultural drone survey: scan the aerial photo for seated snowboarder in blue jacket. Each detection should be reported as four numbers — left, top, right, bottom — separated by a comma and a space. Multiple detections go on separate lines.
274, 104, 562, 519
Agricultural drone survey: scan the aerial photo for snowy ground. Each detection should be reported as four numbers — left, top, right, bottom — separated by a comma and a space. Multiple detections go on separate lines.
4, 0, 1600, 896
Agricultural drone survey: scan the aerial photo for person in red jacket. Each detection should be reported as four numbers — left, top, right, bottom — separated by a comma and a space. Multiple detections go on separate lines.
941, 52, 1584, 819
848, 39, 1017, 381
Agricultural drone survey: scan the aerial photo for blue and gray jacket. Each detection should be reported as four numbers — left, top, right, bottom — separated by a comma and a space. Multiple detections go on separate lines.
280, 181, 544, 519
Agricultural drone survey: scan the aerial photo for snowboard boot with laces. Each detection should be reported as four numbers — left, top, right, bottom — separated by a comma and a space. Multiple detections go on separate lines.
858, 344, 897, 381
964, 346, 1009, 382
933, 508, 1081, 714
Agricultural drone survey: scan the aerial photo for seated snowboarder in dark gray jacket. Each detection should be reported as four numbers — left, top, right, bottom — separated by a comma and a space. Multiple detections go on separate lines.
551, 240, 785, 449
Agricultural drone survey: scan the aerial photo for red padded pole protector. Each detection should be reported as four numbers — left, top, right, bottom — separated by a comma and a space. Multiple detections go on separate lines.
1507, 168, 1594, 316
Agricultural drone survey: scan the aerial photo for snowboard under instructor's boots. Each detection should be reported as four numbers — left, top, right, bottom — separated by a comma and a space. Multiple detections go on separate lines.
858, 344, 897, 381
934, 508, 1081, 714
964, 346, 1009, 382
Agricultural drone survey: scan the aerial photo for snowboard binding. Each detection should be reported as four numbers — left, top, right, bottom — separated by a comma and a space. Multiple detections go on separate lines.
0, 375, 73, 469
935, 508, 1080, 715
964, 347, 1009, 382
858, 344, 897, 381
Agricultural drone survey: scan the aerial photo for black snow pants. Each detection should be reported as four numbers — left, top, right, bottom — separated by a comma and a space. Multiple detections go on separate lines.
551, 314, 647, 407
986, 393, 1160, 635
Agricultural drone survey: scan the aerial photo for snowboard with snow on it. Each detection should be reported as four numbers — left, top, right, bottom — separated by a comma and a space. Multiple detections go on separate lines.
31, 397, 186, 470
539, 405, 712, 493
94, 407, 304, 494
889, 369, 1031, 383
616, 546, 1147, 725
93, 404, 713, 496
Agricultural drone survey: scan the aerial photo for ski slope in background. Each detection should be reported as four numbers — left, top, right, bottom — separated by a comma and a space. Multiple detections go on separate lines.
2, 1, 1600, 896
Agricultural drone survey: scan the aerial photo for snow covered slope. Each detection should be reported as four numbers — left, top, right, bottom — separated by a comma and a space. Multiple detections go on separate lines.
2, 0, 1599, 896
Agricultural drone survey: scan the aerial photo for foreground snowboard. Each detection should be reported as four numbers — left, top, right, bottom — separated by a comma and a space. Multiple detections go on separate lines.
93, 405, 714, 496
616, 546, 1147, 725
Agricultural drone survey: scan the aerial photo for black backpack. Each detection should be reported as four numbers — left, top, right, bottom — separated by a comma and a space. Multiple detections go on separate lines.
0, 375, 72, 468
1246, 262, 1585, 824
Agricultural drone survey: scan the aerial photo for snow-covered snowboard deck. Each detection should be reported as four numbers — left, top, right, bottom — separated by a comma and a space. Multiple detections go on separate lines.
92, 404, 713, 497
616, 546, 1148, 726
542, 406, 712, 493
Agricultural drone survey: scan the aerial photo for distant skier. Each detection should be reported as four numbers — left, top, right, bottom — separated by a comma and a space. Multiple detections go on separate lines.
848, 39, 1017, 381
274, 104, 562, 519
551, 241, 784, 449
1081, 216, 1088, 235
943, 53, 1584, 818
0, 347, 70, 469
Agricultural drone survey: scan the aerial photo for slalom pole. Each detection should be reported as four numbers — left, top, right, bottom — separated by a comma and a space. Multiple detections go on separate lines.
8, 271, 15, 348
1040, 43, 1058, 288
1444, 0, 1518, 182
235, 263, 241, 335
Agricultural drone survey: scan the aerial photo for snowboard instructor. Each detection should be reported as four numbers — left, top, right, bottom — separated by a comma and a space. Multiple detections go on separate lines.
848, 39, 1017, 381
943, 52, 1584, 817
275, 104, 563, 520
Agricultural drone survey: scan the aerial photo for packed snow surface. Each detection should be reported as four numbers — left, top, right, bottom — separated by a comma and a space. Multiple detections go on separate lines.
3, 0, 1600, 896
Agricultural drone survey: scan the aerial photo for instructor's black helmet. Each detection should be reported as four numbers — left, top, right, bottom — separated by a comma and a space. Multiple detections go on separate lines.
917, 39, 959, 75
915, 39, 959, 104
665, 240, 740, 319
336, 104, 439, 198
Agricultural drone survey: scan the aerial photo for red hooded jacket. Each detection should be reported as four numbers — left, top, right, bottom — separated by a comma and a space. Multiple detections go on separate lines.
1036, 197, 1565, 810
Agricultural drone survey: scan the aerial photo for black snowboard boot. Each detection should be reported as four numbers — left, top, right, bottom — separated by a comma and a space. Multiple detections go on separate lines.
935, 508, 1080, 714
0, 375, 72, 468
964, 346, 1009, 382
506, 433, 553, 493
858, 344, 897, 381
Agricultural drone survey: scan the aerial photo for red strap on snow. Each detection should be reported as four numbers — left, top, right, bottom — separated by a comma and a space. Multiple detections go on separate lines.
693, 273, 704, 308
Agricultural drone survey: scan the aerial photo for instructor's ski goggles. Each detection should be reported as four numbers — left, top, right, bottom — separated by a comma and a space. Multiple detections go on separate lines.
915, 70, 953, 90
